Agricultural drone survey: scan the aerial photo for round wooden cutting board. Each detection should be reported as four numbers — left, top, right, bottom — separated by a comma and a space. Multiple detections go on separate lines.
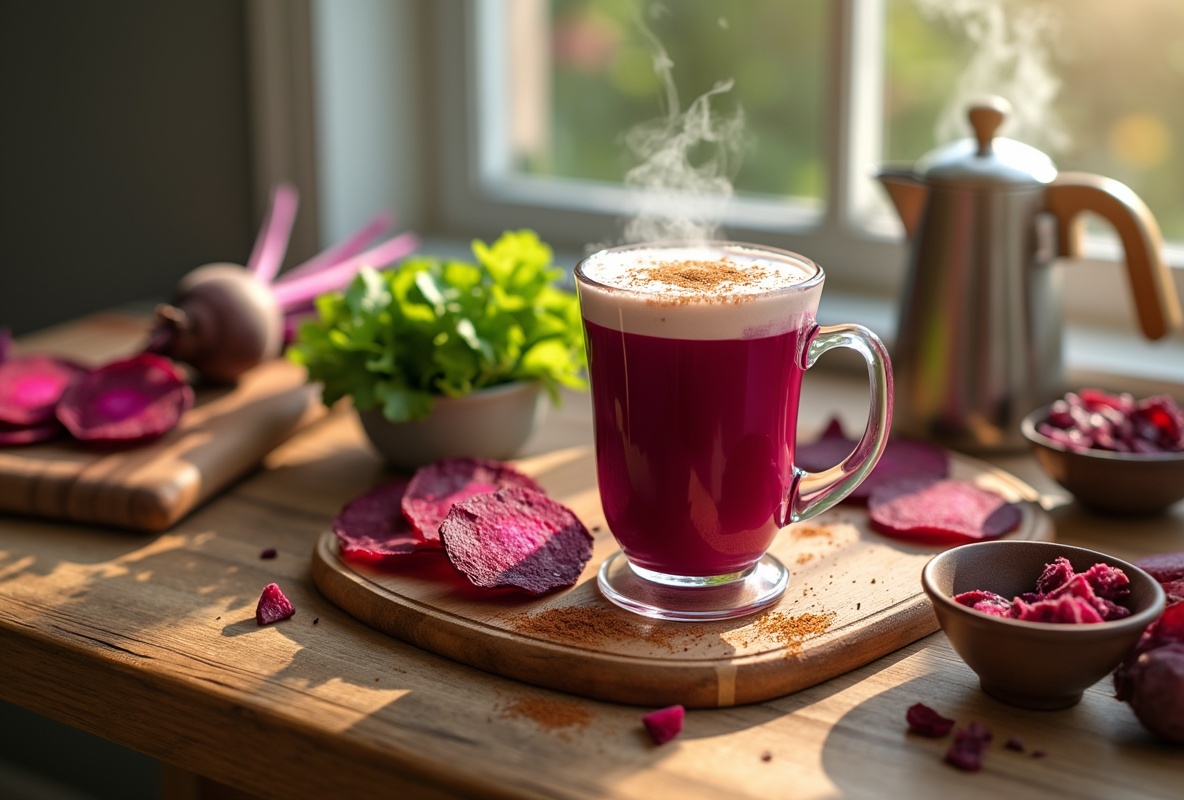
311, 446, 1053, 708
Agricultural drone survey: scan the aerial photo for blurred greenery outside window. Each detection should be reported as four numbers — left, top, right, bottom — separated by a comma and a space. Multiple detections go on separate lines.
492, 0, 1184, 243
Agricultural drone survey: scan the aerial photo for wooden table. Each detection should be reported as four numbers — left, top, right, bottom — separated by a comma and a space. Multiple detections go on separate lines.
1, 313, 1181, 800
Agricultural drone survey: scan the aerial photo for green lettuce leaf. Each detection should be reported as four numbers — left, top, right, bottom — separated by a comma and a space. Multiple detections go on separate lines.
288, 229, 586, 422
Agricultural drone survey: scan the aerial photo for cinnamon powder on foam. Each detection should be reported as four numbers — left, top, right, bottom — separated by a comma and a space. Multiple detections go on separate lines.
626, 259, 773, 305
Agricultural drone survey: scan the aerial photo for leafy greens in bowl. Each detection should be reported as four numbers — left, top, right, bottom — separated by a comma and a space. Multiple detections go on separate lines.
288, 230, 586, 422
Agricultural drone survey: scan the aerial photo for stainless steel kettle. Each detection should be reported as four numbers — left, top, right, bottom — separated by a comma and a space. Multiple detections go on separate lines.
879, 96, 1182, 453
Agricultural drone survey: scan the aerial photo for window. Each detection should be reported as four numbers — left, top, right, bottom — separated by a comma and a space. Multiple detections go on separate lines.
309, 0, 1184, 378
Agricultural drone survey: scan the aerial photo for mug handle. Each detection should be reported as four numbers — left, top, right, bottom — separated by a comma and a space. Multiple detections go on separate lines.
786, 323, 894, 524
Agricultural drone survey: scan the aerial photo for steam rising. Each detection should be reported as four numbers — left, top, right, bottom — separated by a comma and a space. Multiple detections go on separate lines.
914, 0, 1069, 153
621, 4, 746, 243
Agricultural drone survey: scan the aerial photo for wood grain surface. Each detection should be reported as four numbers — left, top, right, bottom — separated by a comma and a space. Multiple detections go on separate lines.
2, 312, 1181, 800
312, 448, 1052, 708
0, 314, 323, 531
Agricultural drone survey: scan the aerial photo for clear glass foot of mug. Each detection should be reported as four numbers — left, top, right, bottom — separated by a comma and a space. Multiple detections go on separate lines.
596, 551, 788, 621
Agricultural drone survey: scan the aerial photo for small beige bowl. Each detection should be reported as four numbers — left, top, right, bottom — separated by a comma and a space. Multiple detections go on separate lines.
1021, 406, 1184, 515
357, 381, 545, 471
921, 540, 1165, 710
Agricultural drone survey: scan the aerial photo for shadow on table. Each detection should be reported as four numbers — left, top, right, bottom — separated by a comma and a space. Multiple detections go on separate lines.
817, 668, 1180, 797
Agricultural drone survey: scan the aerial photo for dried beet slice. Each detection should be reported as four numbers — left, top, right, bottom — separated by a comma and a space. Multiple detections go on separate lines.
1136, 552, 1184, 584
403, 457, 543, 543
333, 478, 440, 563
0, 355, 89, 425
1162, 580, 1184, 605
55, 353, 193, 443
439, 486, 593, 594
1012, 593, 1106, 624
796, 416, 949, 503
868, 478, 1022, 545
905, 703, 955, 738
0, 418, 65, 446
944, 720, 992, 772
642, 705, 685, 745
953, 589, 1013, 617
256, 582, 295, 625
1035, 556, 1075, 594
0, 328, 11, 364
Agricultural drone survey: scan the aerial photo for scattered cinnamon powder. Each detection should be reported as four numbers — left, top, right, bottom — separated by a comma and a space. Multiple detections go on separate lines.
792, 524, 835, 541
510, 606, 680, 651
498, 696, 593, 738
513, 605, 837, 657
724, 610, 836, 652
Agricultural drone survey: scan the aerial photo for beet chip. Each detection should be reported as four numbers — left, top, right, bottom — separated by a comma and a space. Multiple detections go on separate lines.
0, 418, 65, 446
333, 478, 439, 562
868, 478, 1022, 545
797, 417, 949, 503
0, 355, 89, 426
1136, 552, 1184, 584
403, 457, 543, 543
905, 703, 955, 738
256, 582, 295, 625
439, 486, 593, 594
642, 705, 685, 745
944, 720, 992, 772
55, 353, 193, 443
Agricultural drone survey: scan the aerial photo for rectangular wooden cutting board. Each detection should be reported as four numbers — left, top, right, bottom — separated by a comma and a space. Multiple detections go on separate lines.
0, 357, 323, 532
312, 446, 1053, 708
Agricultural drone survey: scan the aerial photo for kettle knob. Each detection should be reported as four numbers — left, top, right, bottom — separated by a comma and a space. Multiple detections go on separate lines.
968, 97, 1011, 156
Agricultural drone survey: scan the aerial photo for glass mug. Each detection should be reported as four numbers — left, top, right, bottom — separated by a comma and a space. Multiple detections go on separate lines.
575, 242, 893, 621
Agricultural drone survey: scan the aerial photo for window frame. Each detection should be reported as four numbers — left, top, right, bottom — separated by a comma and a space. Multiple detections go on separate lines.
297, 0, 1183, 378
431, 0, 907, 299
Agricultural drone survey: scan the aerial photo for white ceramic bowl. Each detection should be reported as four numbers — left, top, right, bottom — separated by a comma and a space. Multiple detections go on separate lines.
357, 381, 545, 471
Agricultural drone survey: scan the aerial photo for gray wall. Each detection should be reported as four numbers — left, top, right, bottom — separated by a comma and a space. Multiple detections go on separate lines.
0, 3, 254, 797
0, 1, 255, 337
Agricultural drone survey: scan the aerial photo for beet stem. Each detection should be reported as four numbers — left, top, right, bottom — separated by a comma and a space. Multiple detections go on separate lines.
246, 183, 300, 284
271, 232, 420, 311
144, 303, 188, 354
274, 209, 395, 285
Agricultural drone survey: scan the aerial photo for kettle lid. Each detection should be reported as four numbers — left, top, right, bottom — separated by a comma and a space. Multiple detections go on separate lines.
915, 96, 1057, 187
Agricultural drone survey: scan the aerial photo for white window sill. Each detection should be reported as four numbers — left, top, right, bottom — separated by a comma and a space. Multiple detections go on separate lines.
815, 290, 1184, 393
407, 235, 1184, 395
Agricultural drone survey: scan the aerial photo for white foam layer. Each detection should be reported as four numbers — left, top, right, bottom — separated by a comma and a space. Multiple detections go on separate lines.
576, 244, 823, 340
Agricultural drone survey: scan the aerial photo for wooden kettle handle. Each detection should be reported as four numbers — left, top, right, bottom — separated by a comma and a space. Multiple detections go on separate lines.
1045, 171, 1182, 340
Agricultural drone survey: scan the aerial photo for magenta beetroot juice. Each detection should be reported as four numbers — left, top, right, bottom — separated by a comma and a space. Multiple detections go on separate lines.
576, 242, 893, 621
583, 321, 804, 576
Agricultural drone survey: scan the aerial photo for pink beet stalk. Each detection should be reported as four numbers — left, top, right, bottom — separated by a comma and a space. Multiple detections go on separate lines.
246, 183, 300, 284
271, 231, 420, 312
275, 210, 395, 284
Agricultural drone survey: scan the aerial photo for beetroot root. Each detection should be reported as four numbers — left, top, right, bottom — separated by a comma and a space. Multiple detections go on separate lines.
148, 263, 284, 384
1118, 643, 1184, 744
